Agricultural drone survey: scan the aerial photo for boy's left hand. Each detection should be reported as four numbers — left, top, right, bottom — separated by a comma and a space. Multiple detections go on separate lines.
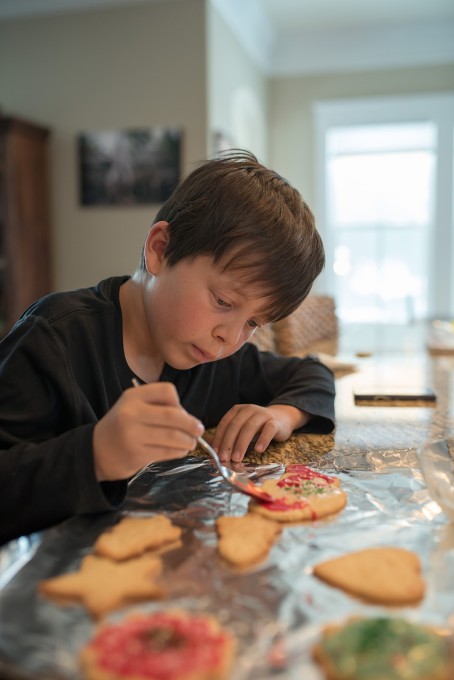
210, 404, 311, 463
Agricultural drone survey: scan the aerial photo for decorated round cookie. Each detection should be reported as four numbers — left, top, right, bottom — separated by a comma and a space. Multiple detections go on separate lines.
80, 610, 236, 680
312, 616, 454, 680
250, 465, 347, 522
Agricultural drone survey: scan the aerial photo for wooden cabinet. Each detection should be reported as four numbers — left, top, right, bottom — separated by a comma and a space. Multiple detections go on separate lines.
0, 116, 53, 335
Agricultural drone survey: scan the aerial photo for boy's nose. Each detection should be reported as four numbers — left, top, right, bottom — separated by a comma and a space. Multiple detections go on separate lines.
214, 322, 246, 347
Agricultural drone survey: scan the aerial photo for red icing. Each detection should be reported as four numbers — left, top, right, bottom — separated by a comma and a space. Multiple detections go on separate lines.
259, 466, 336, 519
263, 498, 308, 511
89, 612, 230, 680
283, 465, 336, 484
262, 496, 318, 519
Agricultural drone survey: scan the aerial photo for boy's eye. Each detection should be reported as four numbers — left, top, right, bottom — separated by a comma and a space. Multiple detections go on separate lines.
216, 297, 231, 308
247, 319, 259, 329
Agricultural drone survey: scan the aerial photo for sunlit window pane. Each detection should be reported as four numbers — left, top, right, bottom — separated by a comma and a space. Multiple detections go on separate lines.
326, 122, 435, 324
332, 228, 429, 322
328, 152, 434, 227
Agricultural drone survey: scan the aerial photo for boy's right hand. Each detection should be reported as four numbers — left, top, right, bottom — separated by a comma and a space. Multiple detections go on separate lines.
93, 382, 204, 481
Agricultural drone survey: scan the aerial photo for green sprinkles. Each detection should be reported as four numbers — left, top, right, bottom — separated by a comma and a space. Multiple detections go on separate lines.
321, 617, 448, 679
283, 481, 326, 495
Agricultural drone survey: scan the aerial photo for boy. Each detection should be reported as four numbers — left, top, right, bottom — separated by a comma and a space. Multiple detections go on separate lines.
0, 151, 335, 545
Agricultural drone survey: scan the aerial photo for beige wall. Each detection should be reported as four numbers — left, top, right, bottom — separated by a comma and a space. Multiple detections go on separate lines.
0, 0, 207, 291
207, 3, 269, 163
269, 64, 454, 209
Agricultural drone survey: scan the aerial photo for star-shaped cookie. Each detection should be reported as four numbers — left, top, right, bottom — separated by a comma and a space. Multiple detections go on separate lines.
39, 553, 163, 618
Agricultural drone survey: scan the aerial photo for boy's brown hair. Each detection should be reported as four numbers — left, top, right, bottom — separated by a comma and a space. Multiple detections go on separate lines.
141, 150, 324, 322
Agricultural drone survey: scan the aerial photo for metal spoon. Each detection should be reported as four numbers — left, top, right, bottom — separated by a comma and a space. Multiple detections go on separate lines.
195, 434, 273, 503
131, 378, 272, 503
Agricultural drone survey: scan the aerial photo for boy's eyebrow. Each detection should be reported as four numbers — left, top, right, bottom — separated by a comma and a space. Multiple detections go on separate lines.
215, 265, 277, 317
233, 287, 276, 321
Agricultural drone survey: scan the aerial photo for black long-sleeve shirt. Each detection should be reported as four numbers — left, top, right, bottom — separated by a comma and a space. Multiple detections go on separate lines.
0, 276, 335, 544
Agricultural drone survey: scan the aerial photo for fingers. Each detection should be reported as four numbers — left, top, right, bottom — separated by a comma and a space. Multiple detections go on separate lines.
211, 405, 278, 463
131, 383, 203, 438
93, 382, 204, 481
122, 384, 204, 453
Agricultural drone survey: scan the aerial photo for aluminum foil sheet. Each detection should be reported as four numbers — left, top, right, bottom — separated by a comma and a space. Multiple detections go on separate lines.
0, 445, 453, 680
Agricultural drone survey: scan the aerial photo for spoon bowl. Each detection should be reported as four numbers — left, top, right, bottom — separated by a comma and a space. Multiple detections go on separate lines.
197, 436, 273, 503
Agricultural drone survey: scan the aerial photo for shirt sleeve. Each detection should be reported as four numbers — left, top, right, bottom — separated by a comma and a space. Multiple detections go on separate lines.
0, 317, 127, 546
190, 343, 335, 433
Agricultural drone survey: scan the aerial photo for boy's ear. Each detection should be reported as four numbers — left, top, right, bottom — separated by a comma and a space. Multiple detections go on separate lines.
144, 221, 170, 275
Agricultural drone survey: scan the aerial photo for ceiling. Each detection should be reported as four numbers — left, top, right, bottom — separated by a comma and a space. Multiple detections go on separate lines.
1, 0, 453, 75
262, 0, 454, 32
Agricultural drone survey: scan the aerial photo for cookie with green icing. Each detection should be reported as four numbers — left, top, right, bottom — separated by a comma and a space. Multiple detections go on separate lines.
313, 616, 453, 680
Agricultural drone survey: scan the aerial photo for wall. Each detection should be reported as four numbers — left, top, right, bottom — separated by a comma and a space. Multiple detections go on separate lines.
0, 0, 207, 292
207, 2, 268, 163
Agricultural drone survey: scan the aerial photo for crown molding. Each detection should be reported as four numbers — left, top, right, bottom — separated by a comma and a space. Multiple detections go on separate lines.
210, 0, 454, 75
269, 18, 454, 76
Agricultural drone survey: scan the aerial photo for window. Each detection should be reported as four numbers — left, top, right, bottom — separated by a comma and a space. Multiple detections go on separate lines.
314, 94, 454, 328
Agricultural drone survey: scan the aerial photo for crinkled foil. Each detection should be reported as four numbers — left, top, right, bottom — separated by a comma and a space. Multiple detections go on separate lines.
0, 444, 453, 680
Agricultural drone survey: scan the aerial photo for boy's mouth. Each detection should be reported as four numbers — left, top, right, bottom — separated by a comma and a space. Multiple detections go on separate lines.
191, 344, 218, 362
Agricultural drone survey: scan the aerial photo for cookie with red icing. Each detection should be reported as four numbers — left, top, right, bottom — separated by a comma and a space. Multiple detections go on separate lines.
249, 465, 347, 522
80, 610, 236, 680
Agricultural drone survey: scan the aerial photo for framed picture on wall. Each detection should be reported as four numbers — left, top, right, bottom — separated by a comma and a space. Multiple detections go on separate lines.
78, 127, 182, 206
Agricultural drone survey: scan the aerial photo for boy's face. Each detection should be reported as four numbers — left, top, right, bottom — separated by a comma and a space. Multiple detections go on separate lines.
143, 254, 271, 370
